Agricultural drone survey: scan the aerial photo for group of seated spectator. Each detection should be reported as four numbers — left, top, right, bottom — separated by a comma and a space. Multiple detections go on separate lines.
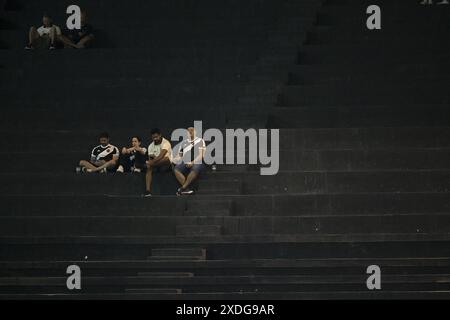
78, 129, 206, 197
25, 11, 94, 50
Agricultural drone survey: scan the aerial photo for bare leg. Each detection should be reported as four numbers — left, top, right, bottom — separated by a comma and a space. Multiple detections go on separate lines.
146, 158, 171, 192
58, 34, 77, 48
28, 26, 39, 46
79, 160, 97, 171
49, 26, 56, 46
182, 171, 198, 189
91, 160, 117, 172
75, 35, 94, 49
145, 165, 153, 192
174, 169, 186, 186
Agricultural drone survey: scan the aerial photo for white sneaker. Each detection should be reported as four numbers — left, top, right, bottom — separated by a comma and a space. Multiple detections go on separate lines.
100, 168, 107, 174
116, 165, 124, 173
133, 168, 141, 173
438, 0, 449, 4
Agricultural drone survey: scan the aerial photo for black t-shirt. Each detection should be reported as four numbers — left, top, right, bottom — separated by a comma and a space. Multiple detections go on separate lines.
91, 144, 119, 162
126, 149, 147, 165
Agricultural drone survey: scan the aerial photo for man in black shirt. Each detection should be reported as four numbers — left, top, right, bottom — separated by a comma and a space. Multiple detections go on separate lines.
78, 132, 119, 173
59, 10, 95, 49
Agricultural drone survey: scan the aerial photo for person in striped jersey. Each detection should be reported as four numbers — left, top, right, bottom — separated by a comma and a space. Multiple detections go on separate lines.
173, 127, 206, 195
78, 132, 119, 173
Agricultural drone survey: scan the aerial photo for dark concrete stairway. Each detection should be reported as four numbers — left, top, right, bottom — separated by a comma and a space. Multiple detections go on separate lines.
1, 0, 450, 299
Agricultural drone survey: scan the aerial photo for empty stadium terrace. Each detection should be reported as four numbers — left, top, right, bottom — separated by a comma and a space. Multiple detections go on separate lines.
1, 0, 450, 299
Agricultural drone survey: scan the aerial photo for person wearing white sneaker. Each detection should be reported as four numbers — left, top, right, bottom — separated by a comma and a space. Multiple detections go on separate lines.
116, 136, 147, 173
79, 132, 120, 173
25, 14, 62, 49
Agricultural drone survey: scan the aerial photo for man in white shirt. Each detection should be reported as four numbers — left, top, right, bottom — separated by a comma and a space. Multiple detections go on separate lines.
173, 127, 206, 195
25, 14, 62, 50
143, 128, 173, 197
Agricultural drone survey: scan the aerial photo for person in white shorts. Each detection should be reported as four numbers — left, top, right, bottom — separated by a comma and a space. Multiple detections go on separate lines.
25, 14, 62, 50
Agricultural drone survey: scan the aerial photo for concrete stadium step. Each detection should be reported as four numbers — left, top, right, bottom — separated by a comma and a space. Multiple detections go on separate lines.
0, 49, 261, 65
2, 214, 450, 236
2, 236, 450, 262
2, 290, 450, 299
308, 25, 450, 39
3, 257, 450, 275
176, 225, 222, 237
297, 45, 450, 64
2, 274, 450, 294
269, 105, 450, 127
292, 62, 450, 79
288, 70, 450, 85
2, 192, 450, 217
0, 107, 230, 130
278, 127, 450, 150
306, 33, 449, 46
150, 248, 206, 260
0, 173, 243, 196
0, 82, 246, 97
277, 149, 450, 171
2, 148, 450, 173
2, 171, 450, 195
277, 86, 450, 106
0, 98, 233, 112
0, 127, 447, 152
124, 288, 182, 294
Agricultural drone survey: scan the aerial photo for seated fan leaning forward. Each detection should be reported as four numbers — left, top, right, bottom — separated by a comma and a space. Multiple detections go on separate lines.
78, 132, 119, 173
143, 128, 173, 197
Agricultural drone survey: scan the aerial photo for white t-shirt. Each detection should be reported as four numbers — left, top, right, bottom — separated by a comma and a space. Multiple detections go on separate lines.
37, 25, 62, 37
148, 138, 172, 162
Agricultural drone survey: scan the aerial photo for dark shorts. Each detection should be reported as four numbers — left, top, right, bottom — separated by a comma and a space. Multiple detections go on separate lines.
174, 162, 205, 175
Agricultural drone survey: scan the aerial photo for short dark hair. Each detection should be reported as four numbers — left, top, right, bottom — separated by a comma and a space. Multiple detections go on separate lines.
99, 132, 109, 139
132, 136, 142, 142
43, 13, 52, 19
150, 128, 161, 135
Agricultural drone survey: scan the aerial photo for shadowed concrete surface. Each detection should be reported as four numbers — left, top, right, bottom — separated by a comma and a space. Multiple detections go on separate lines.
1, 0, 450, 299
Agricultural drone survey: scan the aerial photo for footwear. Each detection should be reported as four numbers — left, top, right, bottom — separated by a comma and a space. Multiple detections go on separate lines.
133, 167, 141, 173
116, 165, 124, 173
176, 187, 183, 196
100, 168, 107, 174
49, 45, 56, 50
81, 167, 87, 173
143, 191, 152, 197
24, 45, 34, 50
181, 188, 194, 195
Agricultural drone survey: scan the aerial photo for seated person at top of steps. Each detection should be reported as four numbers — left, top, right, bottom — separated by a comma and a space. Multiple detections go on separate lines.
58, 10, 95, 49
25, 13, 62, 50
174, 127, 206, 196
143, 128, 173, 197
116, 136, 147, 173
79, 132, 119, 173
